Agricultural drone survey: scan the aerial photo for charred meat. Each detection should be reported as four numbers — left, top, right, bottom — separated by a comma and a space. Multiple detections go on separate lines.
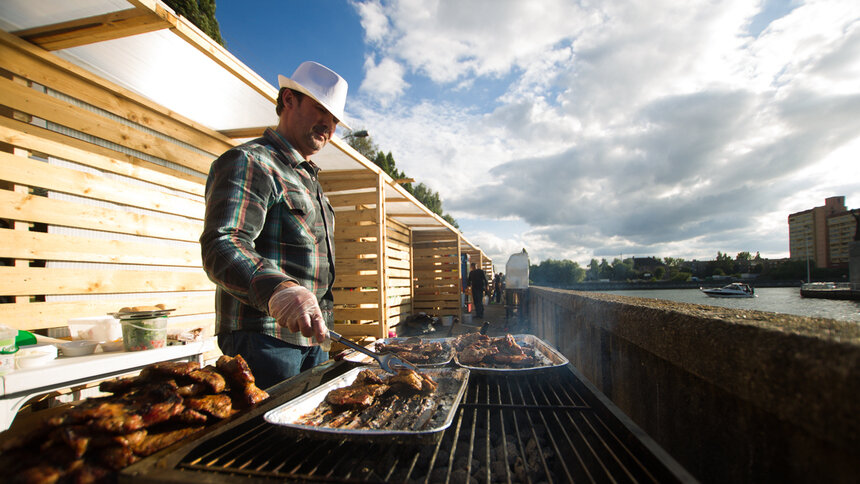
295, 369, 442, 431
0, 354, 268, 483
455, 334, 544, 368
375, 339, 451, 365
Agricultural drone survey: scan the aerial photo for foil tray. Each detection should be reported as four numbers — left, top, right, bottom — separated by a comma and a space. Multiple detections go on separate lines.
454, 334, 569, 375
343, 336, 455, 368
264, 367, 469, 444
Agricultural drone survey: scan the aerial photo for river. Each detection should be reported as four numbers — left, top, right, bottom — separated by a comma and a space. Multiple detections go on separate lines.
596, 287, 860, 322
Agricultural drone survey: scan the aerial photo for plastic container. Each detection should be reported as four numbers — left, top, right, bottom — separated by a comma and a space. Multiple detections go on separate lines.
120, 316, 168, 351
58, 340, 99, 356
0, 325, 18, 354
68, 316, 122, 342
0, 353, 15, 375
15, 344, 58, 369
100, 339, 125, 352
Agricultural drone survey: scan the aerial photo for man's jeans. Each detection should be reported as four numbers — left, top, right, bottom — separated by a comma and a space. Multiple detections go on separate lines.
218, 331, 327, 390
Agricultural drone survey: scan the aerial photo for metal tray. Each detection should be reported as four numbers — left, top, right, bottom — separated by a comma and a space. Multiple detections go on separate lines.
343, 336, 455, 367
454, 334, 569, 375
264, 366, 469, 444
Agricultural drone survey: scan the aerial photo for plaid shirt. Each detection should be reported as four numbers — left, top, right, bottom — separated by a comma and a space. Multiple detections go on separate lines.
200, 128, 335, 346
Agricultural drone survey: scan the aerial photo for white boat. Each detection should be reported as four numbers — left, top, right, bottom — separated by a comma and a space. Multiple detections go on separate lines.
700, 283, 756, 298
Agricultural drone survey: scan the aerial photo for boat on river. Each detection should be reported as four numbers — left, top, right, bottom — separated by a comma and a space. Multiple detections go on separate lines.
700, 283, 756, 298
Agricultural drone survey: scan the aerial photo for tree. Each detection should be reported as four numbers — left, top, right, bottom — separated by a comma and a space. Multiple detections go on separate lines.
587, 258, 599, 281
530, 259, 585, 286
611, 258, 633, 281
345, 130, 378, 160
598, 258, 612, 280
164, 0, 224, 46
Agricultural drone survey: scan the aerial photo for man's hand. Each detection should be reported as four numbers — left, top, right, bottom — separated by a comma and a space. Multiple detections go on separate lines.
267, 284, 327, 343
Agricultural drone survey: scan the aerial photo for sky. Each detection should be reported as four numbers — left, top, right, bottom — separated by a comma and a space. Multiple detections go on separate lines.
215, 0, 860, 271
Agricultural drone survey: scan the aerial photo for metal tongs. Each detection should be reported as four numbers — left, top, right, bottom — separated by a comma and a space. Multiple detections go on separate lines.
328, 330, 419, 374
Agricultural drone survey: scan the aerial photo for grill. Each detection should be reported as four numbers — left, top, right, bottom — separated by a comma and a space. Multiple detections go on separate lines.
121, 362, 695, 483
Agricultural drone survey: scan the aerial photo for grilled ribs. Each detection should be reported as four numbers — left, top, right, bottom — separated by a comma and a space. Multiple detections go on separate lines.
184, 394, 234, 419
375, 340, 448, 364
326, 384, 390, 407
0, 354, 269, 483
297, 368, 441, 432
456, 334, 542, 368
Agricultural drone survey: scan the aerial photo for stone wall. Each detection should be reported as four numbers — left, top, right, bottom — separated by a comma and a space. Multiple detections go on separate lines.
527, 286, 860, 483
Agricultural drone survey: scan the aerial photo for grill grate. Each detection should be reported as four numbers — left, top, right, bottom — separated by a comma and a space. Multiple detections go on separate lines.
124, 365, 694, 483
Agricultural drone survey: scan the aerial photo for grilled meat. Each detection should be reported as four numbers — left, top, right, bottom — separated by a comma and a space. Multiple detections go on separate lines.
353, 368, 385, 385
188, 366, 227, 393
231, 382, 269, 409
172, 408, 210, 425
95, 445, 137, 470
454, 333, 491, 351
98, 376, 139, 395
0, 354, 268, 483
13, 465, 62, 484
176, 382, 209, 397
493, 354, 536, 366
456, 334, 547, 368
375, 340, 449, 364
185, 394, 234, 419
296, 368, 444, 432
140, 361, 200, 380
216, 354, 255, 386
130, 426, 204, 457
217, 354, 269, 407
325, 384, 390, 407
497, 334, 525, 355
390, 369, 437, 393
459, 343, 498, 364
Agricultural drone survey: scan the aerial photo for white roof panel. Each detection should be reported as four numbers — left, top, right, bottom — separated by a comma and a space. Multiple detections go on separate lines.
55, 30, 274, 132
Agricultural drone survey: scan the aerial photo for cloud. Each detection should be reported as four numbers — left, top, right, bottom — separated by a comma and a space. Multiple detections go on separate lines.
348, 0, 860, 266
359, 56, 409, 106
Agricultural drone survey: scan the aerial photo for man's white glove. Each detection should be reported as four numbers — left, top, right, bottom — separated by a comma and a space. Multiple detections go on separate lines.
268, 284, 326, 343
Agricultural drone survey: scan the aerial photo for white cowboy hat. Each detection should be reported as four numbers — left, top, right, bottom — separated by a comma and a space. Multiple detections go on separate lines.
278, 61, 350, 129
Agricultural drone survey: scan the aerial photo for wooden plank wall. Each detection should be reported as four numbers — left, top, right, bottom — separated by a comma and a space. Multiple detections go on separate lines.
413, 230, 461, 319
385, 218, 412, 329
0, 30, 227, 336
322, 172, 387, 340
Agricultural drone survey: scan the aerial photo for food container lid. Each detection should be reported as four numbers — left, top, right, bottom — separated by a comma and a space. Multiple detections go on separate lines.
108, 308, 175, 319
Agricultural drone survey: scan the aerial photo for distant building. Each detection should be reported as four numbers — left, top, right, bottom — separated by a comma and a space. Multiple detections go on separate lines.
631, 256, 664, 274
788, 196, 856, 269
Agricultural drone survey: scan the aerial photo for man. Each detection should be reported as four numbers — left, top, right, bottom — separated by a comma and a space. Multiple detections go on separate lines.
468, 263, 488, 319
492, 272, 502, 303
200, 61, 348, 389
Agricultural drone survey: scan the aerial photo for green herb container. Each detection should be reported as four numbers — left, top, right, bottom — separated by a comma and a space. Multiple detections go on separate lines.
120, 316, 168, 351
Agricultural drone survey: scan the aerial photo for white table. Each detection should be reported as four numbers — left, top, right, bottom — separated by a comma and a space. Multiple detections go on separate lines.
0, 338, 215, 431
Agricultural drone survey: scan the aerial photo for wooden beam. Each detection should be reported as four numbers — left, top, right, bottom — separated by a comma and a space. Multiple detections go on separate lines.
13, 8, 170, 51
218, 126, 269, 139
387, 212, 435, 218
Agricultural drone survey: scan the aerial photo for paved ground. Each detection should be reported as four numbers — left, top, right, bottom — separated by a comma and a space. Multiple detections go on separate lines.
395, 301, 526, 339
